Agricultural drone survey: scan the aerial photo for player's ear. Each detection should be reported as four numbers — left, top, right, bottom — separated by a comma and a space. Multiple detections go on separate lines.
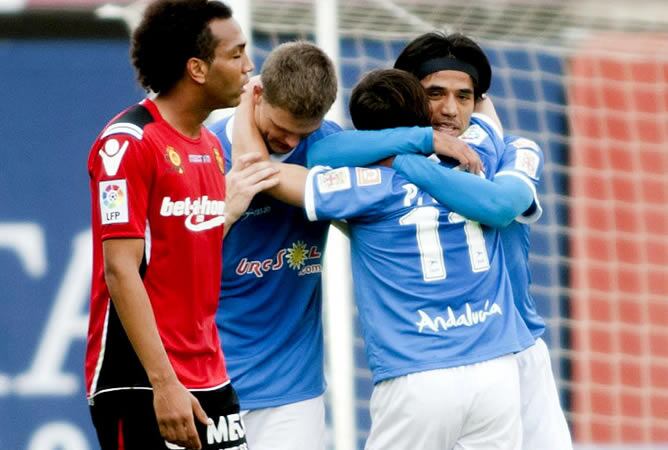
186, 57, 208, 85
252, 84, 263, 105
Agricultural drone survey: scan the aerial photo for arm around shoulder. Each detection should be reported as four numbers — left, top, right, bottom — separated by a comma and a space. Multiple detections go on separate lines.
307, 127, 433, 168
393, 154, 533, 228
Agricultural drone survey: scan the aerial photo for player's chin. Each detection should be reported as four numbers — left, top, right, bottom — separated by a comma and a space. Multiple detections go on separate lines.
225, 93, 243, 107
269, 144, 293, 154
240, 83, 250, 95
225, 85, 247, 106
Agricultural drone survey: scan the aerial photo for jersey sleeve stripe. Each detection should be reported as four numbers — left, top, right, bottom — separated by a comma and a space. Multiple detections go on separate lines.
101, 123, 144, 141
515, 199, 543, 224
495, 170, 543, 224
88, 300, 111, 397
304, 166, 328, 221
144, 220, 152, 265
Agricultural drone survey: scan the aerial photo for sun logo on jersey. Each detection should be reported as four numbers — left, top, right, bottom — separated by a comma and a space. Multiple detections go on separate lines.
212, 147, 225, 175
286, 241, 308, 270
165, 146, 184, 174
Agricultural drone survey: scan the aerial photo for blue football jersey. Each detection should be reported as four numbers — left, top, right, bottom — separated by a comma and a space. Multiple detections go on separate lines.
209, 115, 342, 409
461, 113, 505, 174
304, 119, 533, 384
495, 135, 546, 338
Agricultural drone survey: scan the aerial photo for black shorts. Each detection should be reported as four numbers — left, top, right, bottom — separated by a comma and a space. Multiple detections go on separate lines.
89, 383, 247, 450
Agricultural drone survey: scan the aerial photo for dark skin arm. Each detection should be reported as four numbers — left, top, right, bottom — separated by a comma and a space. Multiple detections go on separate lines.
103, 238, 208, 449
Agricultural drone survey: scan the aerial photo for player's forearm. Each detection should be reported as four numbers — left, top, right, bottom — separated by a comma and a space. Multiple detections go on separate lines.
232, 96, 270, 165
103, 239, 178, 387
306, 127, 433, 168
393, 154, 533, 228
265, 162, 308, 207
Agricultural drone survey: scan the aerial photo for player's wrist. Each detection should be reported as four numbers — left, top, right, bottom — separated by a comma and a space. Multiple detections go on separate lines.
147, 367, 179, 388
224, 209, 241, 228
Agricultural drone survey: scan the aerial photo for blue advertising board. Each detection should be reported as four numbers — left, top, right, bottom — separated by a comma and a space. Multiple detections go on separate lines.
0, 40, 141, 450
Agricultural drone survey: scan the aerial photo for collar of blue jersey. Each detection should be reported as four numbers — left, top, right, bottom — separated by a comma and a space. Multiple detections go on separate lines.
415, 56, 479, 84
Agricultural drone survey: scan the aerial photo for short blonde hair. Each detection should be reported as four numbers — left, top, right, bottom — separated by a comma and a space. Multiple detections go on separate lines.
261, 41, 338, 120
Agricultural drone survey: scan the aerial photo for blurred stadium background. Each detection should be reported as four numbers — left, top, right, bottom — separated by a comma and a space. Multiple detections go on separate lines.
0, 0, 667, 449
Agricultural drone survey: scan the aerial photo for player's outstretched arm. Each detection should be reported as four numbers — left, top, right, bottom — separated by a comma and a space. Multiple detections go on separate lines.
102, 238, 208, 450
307, 127, 432, 168
263, 162, 309, 207
393, 154, 533, 228
306, 127, 481, 173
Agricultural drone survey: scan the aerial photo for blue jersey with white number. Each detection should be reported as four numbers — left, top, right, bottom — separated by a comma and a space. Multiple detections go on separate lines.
209, 115, 342, 409
496, 135, 546, 338
304, 117, 533, 384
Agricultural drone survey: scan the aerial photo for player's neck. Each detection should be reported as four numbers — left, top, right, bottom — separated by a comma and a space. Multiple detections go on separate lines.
153, 90, 209, 139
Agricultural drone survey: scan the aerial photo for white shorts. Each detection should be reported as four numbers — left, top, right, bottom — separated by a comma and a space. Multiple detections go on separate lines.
240, 395, 325, 450
365, 354, 522, 450
517, 337, 573, 450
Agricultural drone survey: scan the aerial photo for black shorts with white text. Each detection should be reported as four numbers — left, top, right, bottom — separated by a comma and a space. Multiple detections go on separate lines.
89, 383, 247, 450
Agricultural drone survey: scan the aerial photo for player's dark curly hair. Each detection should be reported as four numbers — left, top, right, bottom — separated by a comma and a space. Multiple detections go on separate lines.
131, 0, 233, 94
394, 32, 491, 100
349, 69, 431, 130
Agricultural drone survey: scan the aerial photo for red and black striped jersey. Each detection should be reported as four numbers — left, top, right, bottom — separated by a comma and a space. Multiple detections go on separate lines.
85, 98, 229, 399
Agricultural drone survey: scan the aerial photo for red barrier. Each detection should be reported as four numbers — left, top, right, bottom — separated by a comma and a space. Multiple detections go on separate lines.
569, 33, 668, 443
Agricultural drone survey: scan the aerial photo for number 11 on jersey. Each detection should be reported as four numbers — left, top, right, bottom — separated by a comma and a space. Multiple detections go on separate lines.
399, 204, 490, 282
399, 206, 446, 281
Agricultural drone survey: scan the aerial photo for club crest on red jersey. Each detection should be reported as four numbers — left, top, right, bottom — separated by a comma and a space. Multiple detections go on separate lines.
165, 146, 184, 174
212, 147, 225, 175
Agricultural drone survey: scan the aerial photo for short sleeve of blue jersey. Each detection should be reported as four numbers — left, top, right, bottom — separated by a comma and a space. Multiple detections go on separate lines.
316, 120, 344, 137
304, 165, 394, 222
496, 135, 545, 224
462, 113, 505, 176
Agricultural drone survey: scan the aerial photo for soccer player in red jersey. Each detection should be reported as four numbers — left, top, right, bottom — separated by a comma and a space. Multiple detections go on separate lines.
84, 1, 277, 449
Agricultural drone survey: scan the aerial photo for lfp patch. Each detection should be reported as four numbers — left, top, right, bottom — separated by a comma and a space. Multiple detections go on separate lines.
356, 167, 382, 187
317, 167, 351, 193
100, 180, 129, 224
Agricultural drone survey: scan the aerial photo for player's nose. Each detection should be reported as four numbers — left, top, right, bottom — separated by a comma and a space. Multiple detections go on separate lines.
242, 52, 254, 74
283, 134, 300, 149
440, 94, 458, 116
